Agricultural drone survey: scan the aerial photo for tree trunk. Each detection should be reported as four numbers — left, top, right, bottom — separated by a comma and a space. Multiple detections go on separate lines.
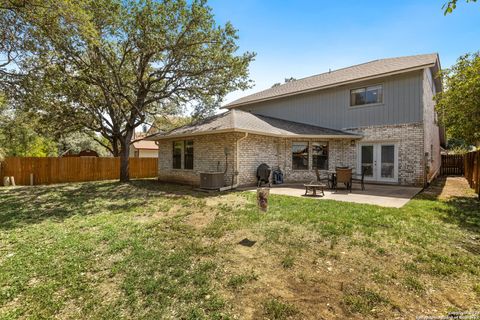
119, 130, 134, 182
112, 136, 120, 157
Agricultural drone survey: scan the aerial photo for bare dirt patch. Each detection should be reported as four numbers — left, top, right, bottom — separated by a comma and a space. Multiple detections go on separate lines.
205, 193, 249, 209
184, 210, 217, 230
217, 227, 359, 319
133, 204, 183, 223
425, 176, 477, 200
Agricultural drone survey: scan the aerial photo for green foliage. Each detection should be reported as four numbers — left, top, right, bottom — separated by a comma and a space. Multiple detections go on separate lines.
447, 138, 473, 154
150, 115, 193, 134
443, 0, 478, 14
57, 131, 111, 156
0, 100, 57, 157
2, 0, 254, 180
435, 52, 480, 145
281, 254, 294, 269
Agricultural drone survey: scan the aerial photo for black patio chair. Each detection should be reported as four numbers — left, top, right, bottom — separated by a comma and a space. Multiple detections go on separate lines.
352, 168, 366, 191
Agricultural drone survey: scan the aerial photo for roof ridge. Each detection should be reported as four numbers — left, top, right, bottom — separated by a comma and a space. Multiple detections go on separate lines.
225, 53, 439, 108
274, 53, 438, 85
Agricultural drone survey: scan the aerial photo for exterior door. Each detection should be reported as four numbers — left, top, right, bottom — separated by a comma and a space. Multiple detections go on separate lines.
360, 144, 376, 180
377, 143, 397, 182
358, 143, 398, 183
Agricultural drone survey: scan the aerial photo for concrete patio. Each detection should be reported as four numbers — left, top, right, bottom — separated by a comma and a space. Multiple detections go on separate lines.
244, 183, 422, 208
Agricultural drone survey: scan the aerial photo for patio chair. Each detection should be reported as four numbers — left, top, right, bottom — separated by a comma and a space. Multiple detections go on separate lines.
351, 168, 366, 191
335, 168, 352, 192
316, 168, 335, 189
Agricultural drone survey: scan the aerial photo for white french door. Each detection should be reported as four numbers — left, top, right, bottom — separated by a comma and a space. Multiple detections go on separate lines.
358, 143, 398, 183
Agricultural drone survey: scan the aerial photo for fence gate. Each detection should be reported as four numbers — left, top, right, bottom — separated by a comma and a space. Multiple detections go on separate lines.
441, 154, 464, 175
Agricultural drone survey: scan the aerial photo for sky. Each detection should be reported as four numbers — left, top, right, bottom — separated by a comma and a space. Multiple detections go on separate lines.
207, 0, 480, 106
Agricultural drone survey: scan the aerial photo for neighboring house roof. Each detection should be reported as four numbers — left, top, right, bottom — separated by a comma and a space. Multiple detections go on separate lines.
225, 53, 439, 109
131, 133, 159, 150
132, 140, 158, 150
146, 110, 361, 140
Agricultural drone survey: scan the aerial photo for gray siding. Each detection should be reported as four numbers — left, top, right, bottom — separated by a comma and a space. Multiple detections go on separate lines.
236, 70, 424, 130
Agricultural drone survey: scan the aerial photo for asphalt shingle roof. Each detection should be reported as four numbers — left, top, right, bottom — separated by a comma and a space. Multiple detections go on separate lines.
147, 110, 359, 140
225, 53, 438, 108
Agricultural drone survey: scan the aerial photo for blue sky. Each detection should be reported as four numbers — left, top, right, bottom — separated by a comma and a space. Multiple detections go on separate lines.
208, 0, 480, 105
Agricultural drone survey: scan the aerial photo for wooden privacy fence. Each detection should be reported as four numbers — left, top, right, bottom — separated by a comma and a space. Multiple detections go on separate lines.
441, 154, 465, 175
464, 150, 480, 197
0, 157, 158, 186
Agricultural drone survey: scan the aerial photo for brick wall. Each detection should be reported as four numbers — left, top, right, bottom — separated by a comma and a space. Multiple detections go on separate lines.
422, 68, 441, 182
237, 134, 356, 185
346, 122, 425, 185
157, 133, 239, 186
157, 123, 425, 187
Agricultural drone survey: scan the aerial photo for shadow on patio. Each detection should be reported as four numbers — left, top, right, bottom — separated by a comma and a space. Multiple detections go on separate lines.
241, 183, 423, 208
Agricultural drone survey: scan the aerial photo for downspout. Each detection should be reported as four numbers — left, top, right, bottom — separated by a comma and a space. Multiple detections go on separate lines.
220, 132, 248, 191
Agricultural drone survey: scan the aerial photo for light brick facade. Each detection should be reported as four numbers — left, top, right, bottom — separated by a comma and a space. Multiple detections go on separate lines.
157, 133, 240, 186
157, 122, 427, 187
346, 122, 425, 185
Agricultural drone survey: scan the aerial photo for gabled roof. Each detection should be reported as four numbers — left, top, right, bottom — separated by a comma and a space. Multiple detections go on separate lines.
225, 53, 439, 108
147, 110, 361, 140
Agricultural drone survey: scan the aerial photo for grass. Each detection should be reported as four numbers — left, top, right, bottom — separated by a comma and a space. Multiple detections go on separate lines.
262, 298, 298, 319
0, 178, 479, 319
227, 270, 258, 290
342, 286, 390, 315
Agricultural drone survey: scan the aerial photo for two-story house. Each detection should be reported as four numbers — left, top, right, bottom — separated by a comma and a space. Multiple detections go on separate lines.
148, 53, 444, 187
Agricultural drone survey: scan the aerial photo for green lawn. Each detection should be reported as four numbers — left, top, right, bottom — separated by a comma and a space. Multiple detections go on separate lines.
0, 179, 479, 319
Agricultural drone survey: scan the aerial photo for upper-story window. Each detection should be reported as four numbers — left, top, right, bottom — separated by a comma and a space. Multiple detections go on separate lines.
350, 85, 383, 106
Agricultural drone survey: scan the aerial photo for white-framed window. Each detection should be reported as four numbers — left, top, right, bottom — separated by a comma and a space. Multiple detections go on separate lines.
350, 85, 383, 106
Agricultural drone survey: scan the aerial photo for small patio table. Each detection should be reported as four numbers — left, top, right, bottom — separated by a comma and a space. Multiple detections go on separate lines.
303, 183, 326, 197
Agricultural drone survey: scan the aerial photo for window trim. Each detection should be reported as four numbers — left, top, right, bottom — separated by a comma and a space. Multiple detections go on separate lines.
349, 83, 384, 108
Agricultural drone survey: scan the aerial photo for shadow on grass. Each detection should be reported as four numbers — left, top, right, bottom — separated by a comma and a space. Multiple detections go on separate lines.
0, 179, 220, 230
440, 196, 480, 234
416, 176, 480, 234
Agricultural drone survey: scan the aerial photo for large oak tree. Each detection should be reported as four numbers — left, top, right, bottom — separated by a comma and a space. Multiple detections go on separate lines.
2, 0, 254, 181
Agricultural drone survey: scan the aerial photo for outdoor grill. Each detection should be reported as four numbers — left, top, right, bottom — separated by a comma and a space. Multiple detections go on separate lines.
256, 163, 271, 187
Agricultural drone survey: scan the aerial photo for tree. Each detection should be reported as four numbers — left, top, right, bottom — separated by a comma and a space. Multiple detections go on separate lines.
0, 100, 58, 157
435, 52, 480, 145
57, 132, 111, 156
443, 0, 478, 14
4, 0, 254, 181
